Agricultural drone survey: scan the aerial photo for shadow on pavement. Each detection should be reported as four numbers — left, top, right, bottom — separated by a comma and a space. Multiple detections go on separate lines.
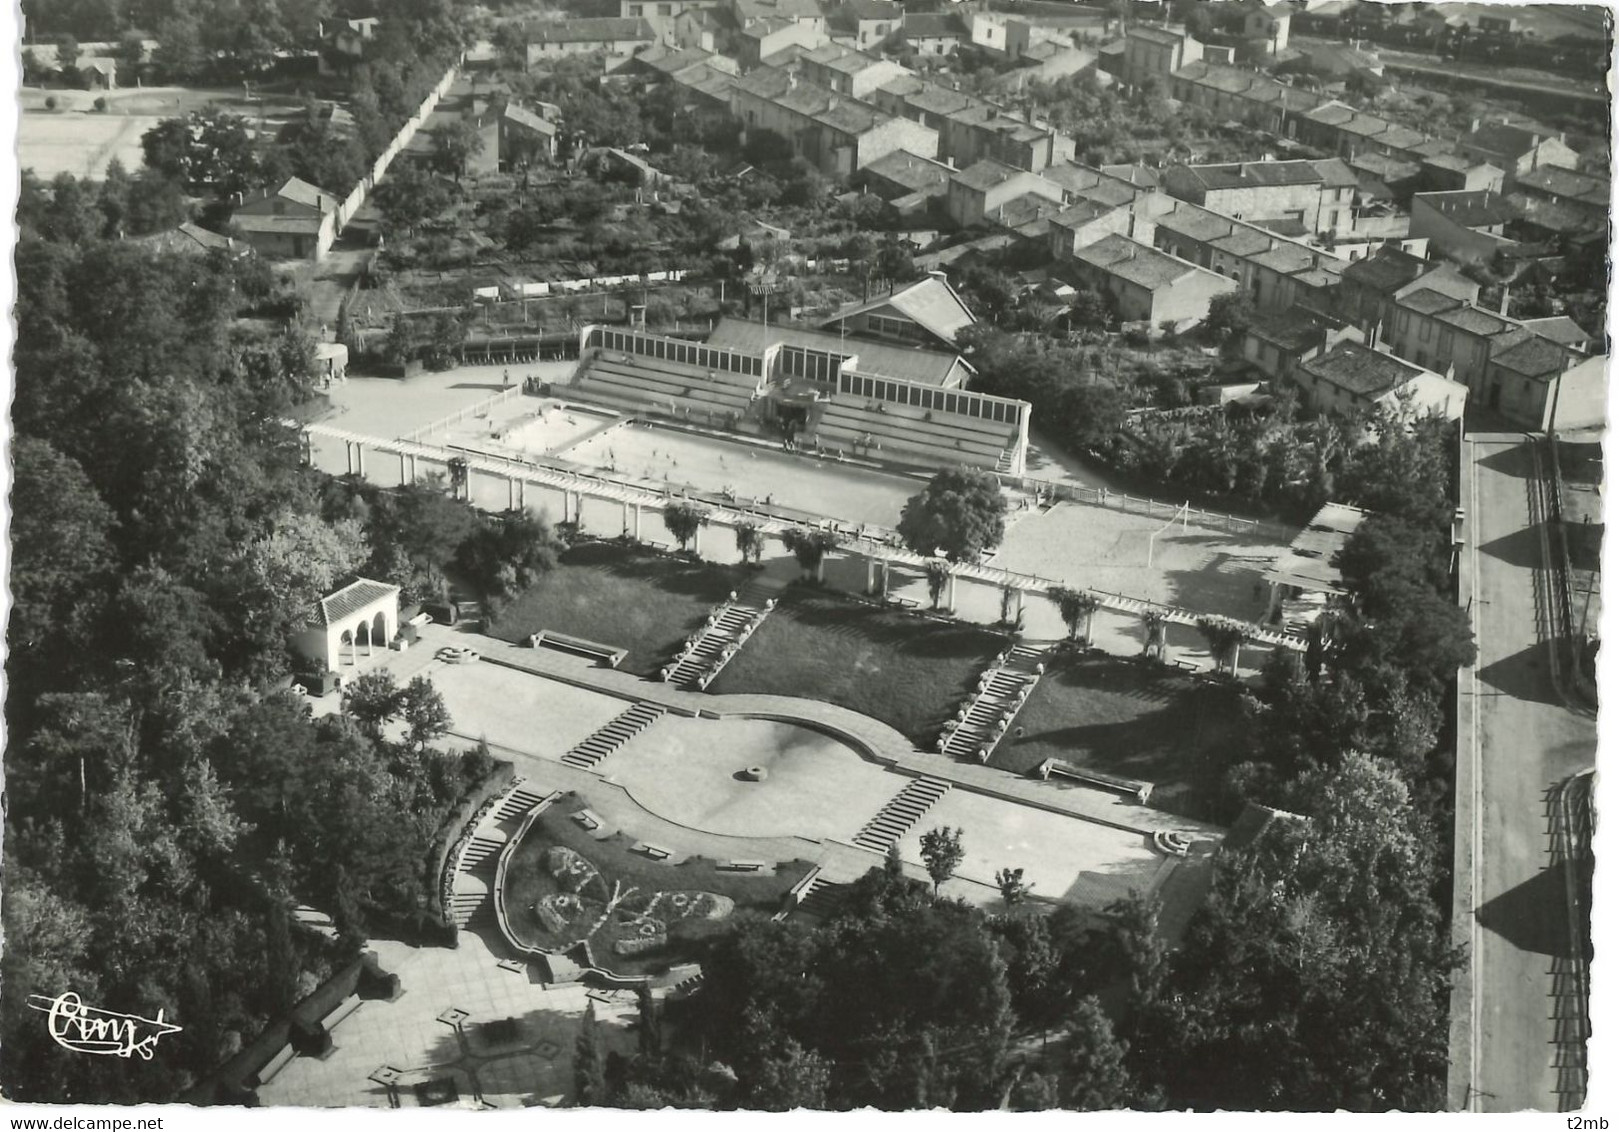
1477, 642, 1561, 705
1476, 863, 1573, 958
1476, 443, 1533, 479
1476, 522, 1554, 570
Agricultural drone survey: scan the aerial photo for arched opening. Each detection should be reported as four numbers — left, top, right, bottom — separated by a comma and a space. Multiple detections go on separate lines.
339, 630, 355, 668
356, 620, 372, 658
372, 611, 389, 654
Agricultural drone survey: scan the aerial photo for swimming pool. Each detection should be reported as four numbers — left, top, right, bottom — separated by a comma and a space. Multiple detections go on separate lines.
556, 423, 923, 528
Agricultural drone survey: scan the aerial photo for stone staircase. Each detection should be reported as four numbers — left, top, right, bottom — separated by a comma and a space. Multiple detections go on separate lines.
662, 595, 776, 690
494, 783, 552, 822
450, 890, 494, 929
459, 834, 506, 872
560, 702, 667, 770
939, 644, 1046, 762
852, 775, 952, 854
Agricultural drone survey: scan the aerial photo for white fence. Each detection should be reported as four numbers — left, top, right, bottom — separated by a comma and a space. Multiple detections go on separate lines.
331, 62, 461, 237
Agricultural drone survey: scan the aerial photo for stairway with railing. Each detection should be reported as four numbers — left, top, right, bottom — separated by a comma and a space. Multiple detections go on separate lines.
938, 644, 1046, 762
661, 596, 776, 690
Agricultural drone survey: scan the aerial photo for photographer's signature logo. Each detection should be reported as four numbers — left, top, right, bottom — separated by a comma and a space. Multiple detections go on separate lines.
28, 993, 181, 1060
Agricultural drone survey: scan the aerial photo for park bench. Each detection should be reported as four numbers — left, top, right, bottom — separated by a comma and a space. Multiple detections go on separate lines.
323, 996, 363, 1033
1172, 658, 1199, 673
571, 809, 603, 831
1037, 758, 1153, 805
633, 842, 672, 860
529, 630, 627, 668
253, 1044, 297, 1087
885, 595, 920, 610
720, 860, 766, 872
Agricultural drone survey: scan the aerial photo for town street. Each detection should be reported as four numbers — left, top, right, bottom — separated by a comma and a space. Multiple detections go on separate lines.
1461, 433, 1597, 1111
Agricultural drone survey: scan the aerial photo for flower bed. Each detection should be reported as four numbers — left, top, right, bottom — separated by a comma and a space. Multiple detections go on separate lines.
501, 793, 811, 976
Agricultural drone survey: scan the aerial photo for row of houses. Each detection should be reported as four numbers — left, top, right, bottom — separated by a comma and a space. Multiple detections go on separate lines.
1113, 24, 1584, 205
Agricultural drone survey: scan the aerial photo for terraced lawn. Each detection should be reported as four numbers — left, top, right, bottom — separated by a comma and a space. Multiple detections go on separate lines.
709, 587, 1010, 745
990, 653, 1246, 823
489, 541, 746, 675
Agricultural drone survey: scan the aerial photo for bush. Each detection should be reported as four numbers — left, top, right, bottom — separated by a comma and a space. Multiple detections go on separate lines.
44, 96, 57, 111
93, 96, 107, 112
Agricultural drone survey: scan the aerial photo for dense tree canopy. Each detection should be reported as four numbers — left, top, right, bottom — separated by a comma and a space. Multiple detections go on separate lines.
897, 469, 1009, 563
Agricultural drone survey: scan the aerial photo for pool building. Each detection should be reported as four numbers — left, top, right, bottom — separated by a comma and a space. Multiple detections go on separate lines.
564, 307, 1031, 476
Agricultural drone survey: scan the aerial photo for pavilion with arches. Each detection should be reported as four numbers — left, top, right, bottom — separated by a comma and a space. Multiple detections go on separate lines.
293, 578, 403, 678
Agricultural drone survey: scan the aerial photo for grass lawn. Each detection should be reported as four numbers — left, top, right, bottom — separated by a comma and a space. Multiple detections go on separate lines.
708, 587, 1010, 745
502, 793, 814, 976
990, 653, 1246, 823
488, 540, 746, 676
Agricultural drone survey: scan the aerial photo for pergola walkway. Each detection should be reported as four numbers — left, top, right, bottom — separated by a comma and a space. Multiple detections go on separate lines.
307, 423, 1303, 652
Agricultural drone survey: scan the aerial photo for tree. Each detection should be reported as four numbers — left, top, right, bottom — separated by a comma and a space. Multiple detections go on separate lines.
872, 236, 917, 290
398, 675, 452, 752
1196, 616, 1249, 676
1140, 609, 1168, 661
780, 527, 838, 582
1061, 997, 1137, 1110
574, 1004, 606, 1105
733, 521, 764, 566
662, 502, 710, 554
1205, 291, 1256, 346
58, 36, 83, 81
925, 559, 952, 610
918, 826, 965, 895
1051, 587, 1100, 643
897, 469, 1008, 563
995, 866, 1031, 908
342, 669, 404, 738
432, 117, 486, 181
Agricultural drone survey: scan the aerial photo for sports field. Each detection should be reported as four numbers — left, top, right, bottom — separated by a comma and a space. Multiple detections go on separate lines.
988, 499, 1288, 623
19, 111, 162, 179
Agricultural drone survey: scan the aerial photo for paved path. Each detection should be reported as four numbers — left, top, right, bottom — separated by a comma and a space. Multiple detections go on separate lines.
1455, 433, 1596, 1112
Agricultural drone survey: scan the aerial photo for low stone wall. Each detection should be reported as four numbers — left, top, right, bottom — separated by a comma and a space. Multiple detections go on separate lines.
430, 761, 518, 941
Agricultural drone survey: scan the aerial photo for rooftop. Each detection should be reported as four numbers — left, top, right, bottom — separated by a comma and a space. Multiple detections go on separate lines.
1514, 165, 1609, 207
1246, 308, 1337, 353
1074, 233, 1205, 292
861, 148, 953, 193
951, 158, 1032, 192
1491, 334, 1571, 379
706, 317, 966, 386
528, 17, 654, 43
1300, 342, 1424, 397
902, 11, 966, 37
313, 579, 400, 627
1522, 316, 1593, 351
1462, 122, 1551, 159
1414, 189, 1518, 229
820, 274, 977, 346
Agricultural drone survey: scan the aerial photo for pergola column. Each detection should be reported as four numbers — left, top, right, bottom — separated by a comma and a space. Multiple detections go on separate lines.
633, 503, 643, 541
345, 441, 354, 476
946, 571, 957, 613
508, 477, 518, 511
574, 492, 585, 529
866, 557, 877, 595
622, 500, 630, 536
399, 452, 409, 486
355, 442, 365, 478
880, 560, 890, 597
692, 522, 703, 557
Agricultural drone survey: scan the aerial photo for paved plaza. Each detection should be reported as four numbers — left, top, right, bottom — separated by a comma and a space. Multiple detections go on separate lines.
257, 932, 642, 1109
607, 716, 906, 841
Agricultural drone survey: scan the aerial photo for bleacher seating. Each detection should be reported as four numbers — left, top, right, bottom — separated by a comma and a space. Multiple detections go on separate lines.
570, 348, 763, 421
808, 394, 1021, 473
